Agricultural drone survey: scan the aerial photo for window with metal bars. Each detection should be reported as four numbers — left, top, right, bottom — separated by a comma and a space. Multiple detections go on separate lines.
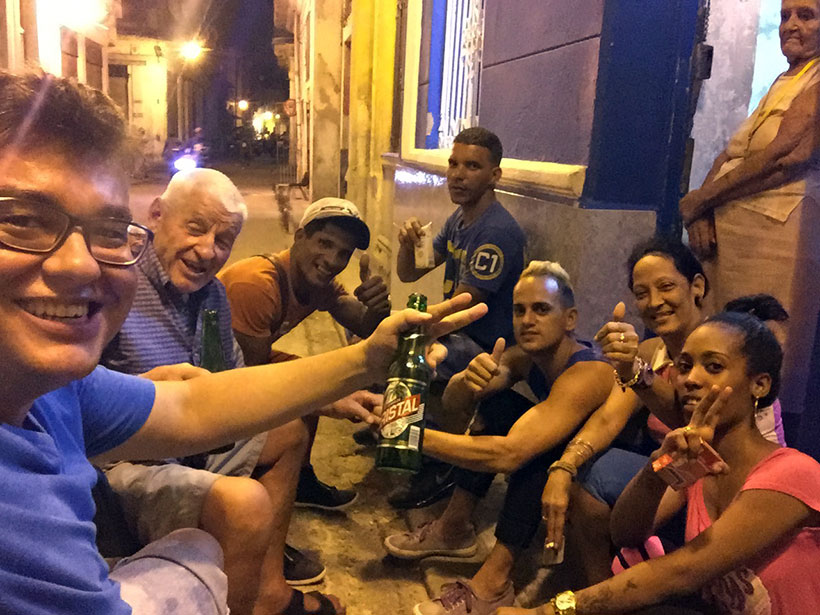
417, 0, 483, 150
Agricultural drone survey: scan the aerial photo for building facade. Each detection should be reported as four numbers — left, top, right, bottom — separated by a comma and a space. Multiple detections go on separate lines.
1, 0, 120, 88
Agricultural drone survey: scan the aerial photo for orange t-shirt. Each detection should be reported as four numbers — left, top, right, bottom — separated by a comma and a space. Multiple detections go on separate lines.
218, 249, 347, 343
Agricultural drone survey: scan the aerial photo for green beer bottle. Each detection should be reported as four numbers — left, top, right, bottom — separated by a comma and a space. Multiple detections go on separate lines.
200, 309, 226, 373
375, 293, 432, 473
189, 308, 231, 463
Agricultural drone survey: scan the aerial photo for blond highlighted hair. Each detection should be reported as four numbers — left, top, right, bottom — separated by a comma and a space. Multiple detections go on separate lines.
519, 260, 575, 307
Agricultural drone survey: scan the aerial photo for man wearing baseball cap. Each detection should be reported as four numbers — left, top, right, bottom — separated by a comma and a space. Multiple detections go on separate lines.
219, 197, 391, 509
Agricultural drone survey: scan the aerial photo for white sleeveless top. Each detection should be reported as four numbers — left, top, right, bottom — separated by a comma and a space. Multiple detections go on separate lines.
715, 61, 820, 222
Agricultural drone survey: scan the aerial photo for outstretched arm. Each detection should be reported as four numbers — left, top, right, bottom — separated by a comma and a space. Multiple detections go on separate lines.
424, 361, 614, 474
94, 295, 487, 463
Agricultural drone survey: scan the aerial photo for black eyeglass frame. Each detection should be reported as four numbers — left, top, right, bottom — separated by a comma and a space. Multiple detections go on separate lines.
0, 195, 154, 267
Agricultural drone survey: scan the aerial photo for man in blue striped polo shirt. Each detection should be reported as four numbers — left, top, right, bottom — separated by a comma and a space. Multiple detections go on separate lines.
101, 168, 359, 615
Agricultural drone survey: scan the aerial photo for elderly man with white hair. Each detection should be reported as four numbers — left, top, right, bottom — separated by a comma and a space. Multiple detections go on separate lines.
100, 168, 345, 615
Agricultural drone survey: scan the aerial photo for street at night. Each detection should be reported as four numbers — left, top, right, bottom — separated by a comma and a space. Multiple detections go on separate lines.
4, 1, 820, 615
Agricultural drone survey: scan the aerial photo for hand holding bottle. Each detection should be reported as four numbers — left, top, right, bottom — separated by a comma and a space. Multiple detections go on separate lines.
363, 292, 488, 375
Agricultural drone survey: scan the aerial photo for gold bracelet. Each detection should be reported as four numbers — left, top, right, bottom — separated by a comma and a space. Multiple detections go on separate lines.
614, 357, 647, 391
548, 459, 578, 478
568, 438, 595, 457
565, 441, 595, 467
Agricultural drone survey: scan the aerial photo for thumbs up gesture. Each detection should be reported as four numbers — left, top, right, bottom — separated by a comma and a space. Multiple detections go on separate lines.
462, 337, 506, 396
354, 253, 391, 316
594, 302, 641, 382
359, 253, 371, 282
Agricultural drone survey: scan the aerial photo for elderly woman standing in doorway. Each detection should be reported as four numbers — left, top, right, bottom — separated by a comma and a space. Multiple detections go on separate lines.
679, 0, 820, 417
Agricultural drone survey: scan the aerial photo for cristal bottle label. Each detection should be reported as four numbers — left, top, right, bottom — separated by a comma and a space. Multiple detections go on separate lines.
379, 377, 427, 441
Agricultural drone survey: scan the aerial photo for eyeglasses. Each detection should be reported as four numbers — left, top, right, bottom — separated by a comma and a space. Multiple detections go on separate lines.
0, 196, 153, 266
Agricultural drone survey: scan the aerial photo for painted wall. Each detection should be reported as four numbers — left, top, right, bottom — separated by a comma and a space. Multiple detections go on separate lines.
690, 0, 761, 189
109, 36, 169, 142
345, 0, 397, 284
310, 0, 342, 199
750, 0, 789, 111
415, 0, 433, 148
479, 0, 604, 165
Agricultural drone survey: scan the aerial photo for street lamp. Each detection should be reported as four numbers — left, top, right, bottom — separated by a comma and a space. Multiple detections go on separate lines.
181, 41, 203, 61
238, 100, 249, 112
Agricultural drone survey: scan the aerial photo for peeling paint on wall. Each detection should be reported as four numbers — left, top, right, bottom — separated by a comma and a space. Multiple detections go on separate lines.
690, 0, 761, 189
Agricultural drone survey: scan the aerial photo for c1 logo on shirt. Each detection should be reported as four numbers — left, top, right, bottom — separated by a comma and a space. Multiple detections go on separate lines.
470, 244, 505, 281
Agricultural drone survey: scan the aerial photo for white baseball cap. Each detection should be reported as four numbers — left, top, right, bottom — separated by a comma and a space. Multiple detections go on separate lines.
298, 197, 370, 250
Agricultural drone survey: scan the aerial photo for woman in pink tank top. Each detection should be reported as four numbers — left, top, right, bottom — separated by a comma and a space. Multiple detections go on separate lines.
502, 312, 820, 615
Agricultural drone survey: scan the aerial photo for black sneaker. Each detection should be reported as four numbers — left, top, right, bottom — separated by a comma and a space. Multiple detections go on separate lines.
352, 426, 377, 446
295, 465, 358, 510
388, 463, 456, 510
284, 544, 326, 586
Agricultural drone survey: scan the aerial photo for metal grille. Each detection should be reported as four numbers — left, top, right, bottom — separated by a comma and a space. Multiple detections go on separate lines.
438, 0, 483, 149
271, 164, 300, 185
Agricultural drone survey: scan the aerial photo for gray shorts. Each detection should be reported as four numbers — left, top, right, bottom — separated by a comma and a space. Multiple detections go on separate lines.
105, 433, 267, 545
111, 528, 228, 615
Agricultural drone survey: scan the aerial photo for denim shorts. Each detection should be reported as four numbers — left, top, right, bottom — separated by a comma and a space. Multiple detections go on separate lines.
579, 447, 649, 507
581, 447, 687, 546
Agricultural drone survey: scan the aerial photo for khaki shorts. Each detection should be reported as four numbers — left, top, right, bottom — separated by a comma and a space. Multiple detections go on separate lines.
105, 433, 267, 545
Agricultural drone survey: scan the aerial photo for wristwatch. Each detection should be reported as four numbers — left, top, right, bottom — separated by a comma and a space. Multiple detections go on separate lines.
550, 591, 576, 615
631, 358, 656, 391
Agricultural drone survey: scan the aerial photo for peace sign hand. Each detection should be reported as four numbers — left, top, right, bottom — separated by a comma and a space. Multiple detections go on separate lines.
653, 385, 732, 475
594, 302, 641, 382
